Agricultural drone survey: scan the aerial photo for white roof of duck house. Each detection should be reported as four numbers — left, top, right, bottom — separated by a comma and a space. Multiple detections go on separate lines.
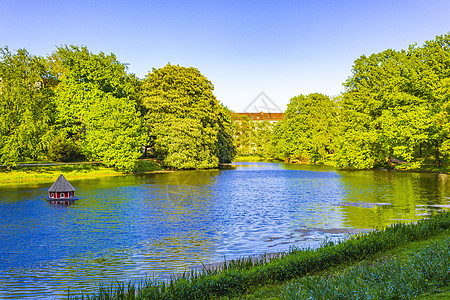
48, 174, 76, 192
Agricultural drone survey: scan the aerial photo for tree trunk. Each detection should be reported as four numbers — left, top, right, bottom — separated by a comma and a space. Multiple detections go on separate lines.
385, 156, 395, 168
435, 140, 441, 167
385, 148, 395, 168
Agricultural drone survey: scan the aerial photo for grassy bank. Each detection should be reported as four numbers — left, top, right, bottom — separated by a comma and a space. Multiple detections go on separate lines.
253, 233, 449, 299
0, 160, 164, 185
69, 211, 450, 299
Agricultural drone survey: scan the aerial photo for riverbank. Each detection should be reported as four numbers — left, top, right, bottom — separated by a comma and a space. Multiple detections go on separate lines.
233, 156, 450, 175
69, 211, 450, 299
0, 160, 166, 185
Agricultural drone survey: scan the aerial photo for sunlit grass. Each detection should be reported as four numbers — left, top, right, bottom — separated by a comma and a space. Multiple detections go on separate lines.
282, 236, 449, 299
0, 159, 163, 185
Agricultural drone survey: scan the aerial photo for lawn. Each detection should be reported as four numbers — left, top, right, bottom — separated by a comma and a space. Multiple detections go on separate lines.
0, 159, 164, 185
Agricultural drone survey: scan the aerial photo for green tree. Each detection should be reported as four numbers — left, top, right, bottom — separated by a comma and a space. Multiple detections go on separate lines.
271, 93, 338, 164
337, 33, 450, 168
140, 64, 235, 169
416, 35, 450, 166
0, 47, 55, 167
49, 46, 145, 171
217, 106, 236, 163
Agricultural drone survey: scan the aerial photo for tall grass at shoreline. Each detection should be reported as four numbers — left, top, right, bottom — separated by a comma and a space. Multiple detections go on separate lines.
283, 236, 450, 299
69, 211, 450, 300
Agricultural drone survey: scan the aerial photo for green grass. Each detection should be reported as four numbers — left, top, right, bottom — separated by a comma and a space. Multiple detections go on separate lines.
0, 159, 164, 185
233, 234, 450, 300
68, 211, 450, 300
416, 285, 450, 299
281, 236, 449, 299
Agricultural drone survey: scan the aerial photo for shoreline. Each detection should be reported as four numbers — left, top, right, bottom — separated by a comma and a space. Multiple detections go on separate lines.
68, 212, 450, 299
1, 159, 448, 186
233, 156, 450, 175
0, 159, 168, 185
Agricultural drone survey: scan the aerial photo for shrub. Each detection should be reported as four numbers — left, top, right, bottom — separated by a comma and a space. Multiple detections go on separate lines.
47, 135, 78, 162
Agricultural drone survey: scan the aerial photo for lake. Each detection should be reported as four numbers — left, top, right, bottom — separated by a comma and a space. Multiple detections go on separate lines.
0, 162, 448, 298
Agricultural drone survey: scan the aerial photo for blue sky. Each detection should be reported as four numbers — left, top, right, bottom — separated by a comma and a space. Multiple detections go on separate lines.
1, 0, 450, 111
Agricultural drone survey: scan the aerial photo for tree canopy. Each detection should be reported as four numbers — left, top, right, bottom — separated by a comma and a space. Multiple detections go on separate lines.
140, 64, 235, 169
268, 33, 449, 169
1, 33, 448, 171
336, 33, 450, 168
0, 47, 55, 167
49, 46, 145, 171
271, 93, 338, 164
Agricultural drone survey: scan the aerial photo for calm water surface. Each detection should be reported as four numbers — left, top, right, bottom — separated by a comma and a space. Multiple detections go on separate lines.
0, 162, 448, 298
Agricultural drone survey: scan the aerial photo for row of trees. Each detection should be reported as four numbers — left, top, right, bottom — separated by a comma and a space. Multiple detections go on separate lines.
0, 46, 235, 171
271, 33, 449, 168
2, 33, 448, 171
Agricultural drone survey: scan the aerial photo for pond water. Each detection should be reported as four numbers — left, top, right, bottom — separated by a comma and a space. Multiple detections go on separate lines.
0, 162, 448, 298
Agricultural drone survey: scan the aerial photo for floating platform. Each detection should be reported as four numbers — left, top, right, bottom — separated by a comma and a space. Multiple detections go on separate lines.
45, 196, 79, 205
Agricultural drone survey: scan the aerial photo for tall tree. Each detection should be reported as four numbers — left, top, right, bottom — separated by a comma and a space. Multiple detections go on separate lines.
0, 47, 55, 167
49, 46, 145, 171
337, 33, 450, 168
140, 64, 235, 169
271, 93, 338, 164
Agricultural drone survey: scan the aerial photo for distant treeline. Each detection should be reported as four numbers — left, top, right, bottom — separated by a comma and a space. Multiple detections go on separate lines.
237, 33, 449, 169
0, 46, 235, 171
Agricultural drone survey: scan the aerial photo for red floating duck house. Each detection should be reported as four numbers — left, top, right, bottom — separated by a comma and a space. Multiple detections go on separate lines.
46, 174, 79, 203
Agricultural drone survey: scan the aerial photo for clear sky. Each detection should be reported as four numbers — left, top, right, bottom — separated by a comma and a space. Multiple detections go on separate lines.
1, 0, 450, 111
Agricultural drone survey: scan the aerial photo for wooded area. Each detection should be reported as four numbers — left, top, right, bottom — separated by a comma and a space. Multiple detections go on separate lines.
0, 46, 235, 171
264, 33, 449, 169
1, 33, 449, 171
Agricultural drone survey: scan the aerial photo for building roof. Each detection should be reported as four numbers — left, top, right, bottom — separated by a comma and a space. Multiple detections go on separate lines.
48, 174, 76, 192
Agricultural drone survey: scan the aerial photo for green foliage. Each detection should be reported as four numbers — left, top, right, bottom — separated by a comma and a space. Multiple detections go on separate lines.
337, 33, 450, 168
50, 46, 145, 171
0, 47, 56, 166
271, 93, 338, 164
81, 93, 145, 171
47, 133, 78, 162
140, 64, 235, 169
217, 106, 236, 163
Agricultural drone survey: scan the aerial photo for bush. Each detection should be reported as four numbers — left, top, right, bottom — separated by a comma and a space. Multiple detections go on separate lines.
47, 135, 78, 162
